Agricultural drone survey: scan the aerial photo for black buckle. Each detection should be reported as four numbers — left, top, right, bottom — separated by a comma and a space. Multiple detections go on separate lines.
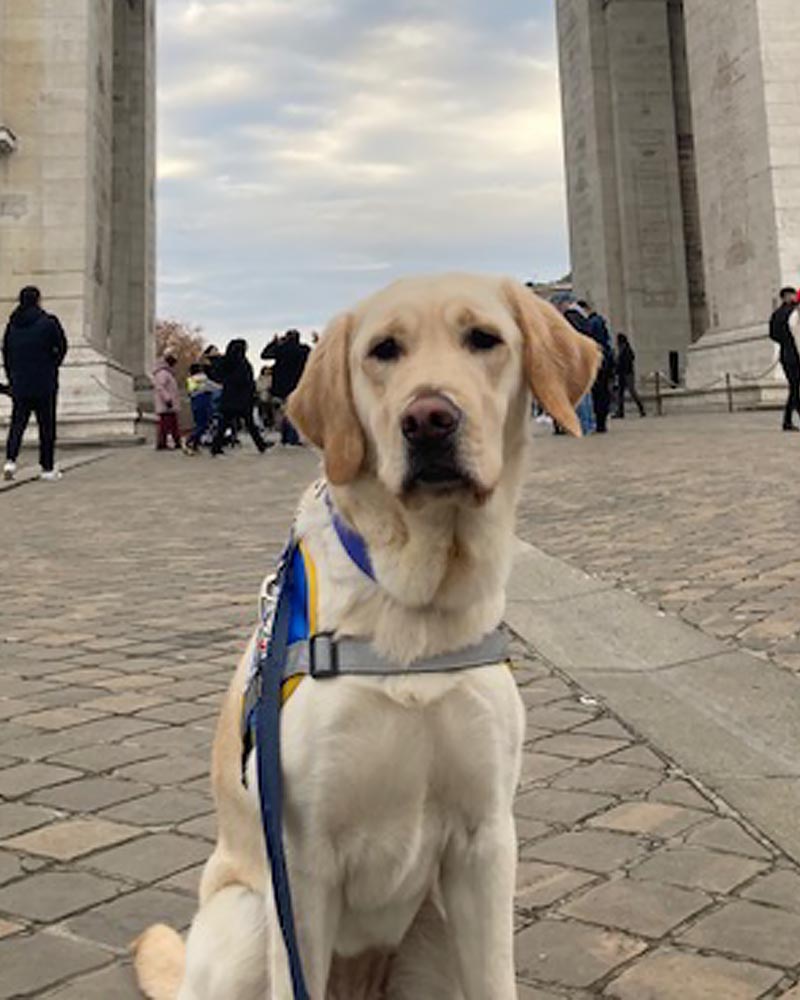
309, 633, 339, 679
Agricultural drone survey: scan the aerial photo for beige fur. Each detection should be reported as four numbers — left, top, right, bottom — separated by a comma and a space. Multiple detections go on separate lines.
133, 274, 597, 1000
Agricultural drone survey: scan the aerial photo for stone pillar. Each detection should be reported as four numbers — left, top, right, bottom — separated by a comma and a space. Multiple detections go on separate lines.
0, 0, 155, 442
683, 0, 800, 388
557, 0, 694, 382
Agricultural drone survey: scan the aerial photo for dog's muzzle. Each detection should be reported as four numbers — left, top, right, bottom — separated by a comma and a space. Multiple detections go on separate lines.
401, 393, 471, 493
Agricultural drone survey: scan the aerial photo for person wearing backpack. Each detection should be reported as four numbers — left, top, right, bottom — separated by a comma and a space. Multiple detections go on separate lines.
579, 300, 615, 434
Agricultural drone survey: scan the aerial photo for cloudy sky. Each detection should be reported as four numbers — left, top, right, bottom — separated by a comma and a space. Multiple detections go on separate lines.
157, 0, 567, 344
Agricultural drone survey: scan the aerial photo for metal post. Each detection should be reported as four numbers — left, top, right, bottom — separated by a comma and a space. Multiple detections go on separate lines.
725, 372, 733, 414
655, 371, 663, 417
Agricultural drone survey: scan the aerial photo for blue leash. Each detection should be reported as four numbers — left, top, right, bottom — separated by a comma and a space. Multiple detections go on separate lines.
254, 541, 311, 1000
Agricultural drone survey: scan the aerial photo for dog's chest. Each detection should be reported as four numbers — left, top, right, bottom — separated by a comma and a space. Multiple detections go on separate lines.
279, 669, 522, 950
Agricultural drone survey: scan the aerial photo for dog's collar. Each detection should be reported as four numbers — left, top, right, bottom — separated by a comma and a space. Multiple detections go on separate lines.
324, 489, 376, 581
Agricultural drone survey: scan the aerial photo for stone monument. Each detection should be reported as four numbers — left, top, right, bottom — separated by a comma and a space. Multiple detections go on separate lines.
556, 0, 800, 396
0, 0, 155, 441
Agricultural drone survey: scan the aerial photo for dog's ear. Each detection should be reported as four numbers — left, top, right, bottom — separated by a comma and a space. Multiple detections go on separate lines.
503, 280, 599, 437
287, 312, 365, 484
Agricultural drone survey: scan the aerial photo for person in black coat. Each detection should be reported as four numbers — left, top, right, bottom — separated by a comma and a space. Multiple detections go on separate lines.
210, 339, 271, 455
615, 333, 646, 418
3, 286, 68, 480
261, 330, 310, 445
769, 287, 800, 431
578, 299, 615, 433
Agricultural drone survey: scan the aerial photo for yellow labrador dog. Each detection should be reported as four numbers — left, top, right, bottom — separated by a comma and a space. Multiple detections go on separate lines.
134, 274, 597, 1000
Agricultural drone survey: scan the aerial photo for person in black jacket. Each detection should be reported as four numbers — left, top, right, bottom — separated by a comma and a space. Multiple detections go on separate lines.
615, 333, 646, 418
769, 287, 800, 431
210, 339, 272, 455
261, 330, 310, 445
3, 286, 68, 481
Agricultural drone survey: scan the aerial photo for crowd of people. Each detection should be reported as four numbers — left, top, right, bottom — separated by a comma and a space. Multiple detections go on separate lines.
544, 290, 646, 435
6, 282, 800, 480
152, 329, 312, 457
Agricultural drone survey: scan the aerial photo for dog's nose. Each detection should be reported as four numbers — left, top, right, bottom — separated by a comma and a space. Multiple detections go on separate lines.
401, 394, 462, 444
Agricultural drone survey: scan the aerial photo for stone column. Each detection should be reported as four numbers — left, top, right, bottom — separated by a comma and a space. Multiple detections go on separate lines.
557, 0, 694, 381
683, 0, 800, 388
0, 0, 155, 441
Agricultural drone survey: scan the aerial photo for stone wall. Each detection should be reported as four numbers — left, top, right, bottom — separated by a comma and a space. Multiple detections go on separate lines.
0, 0, 155, 441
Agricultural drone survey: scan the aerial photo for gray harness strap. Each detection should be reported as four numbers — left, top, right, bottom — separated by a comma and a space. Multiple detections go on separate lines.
287, 627, 508, 680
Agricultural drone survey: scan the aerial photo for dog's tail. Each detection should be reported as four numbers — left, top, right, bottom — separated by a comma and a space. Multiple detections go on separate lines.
131, 923, 186, 1000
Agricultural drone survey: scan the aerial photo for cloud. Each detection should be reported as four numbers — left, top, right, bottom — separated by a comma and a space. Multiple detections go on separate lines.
157, 0, 567, 339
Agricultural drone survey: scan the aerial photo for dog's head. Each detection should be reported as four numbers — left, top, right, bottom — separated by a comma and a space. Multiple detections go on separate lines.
288, 274, 598, 502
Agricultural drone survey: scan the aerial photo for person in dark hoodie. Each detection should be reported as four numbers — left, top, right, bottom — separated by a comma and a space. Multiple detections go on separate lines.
769, 287, 800, 432
210, 339, 272, 455
261, 329, 310, 445
3, 286, 68, 481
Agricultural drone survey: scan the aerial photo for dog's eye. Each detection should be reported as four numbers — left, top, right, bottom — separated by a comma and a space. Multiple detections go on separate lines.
368, 337, 403, 362
465, 328, 503, 352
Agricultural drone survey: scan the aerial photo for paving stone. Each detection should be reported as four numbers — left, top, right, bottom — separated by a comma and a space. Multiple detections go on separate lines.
515, 860, 596, 909
157, 862, 204, 896
67, 885, 196, 949
524, 830, 646, 874
177, 813, 217, 841
605, 745, 665, 770
30, 776, 152, 813
532, 733, 630, 761
5, 818, 142, 860
85, 831, 210, 882
50, 742, 160, 774
648, 778, 713, 811
514, 816, 552, 844
680, 900, 800, 967
631, 846, 769, 893
100, 788, 213, 826
0, 869, 124, 922
741, 870, 800, 914
0, 917, 23, 938
518, 752, 574, 785
113, 754, 210, 786
685, 818, 772, 859
0, 850, 27, 886
588, 801, 706, 838
515, 918, 645, 988
605, 948, 783, 999
0, 802, 57, 839
516, 787, 615, 825
137, 701, 217, 724
14, 706, 104, 730
0, 697, 47, 721
561, 876, 711, 937
0, 930, 109, 999
84, 692, 171, 715
553, 761, 661, 796
0, 761, 81, 797
516, 985, 560, 1000
42, 963, 143, 1000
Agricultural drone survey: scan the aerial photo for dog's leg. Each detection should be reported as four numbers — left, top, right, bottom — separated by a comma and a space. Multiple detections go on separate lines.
178, 885, 268, 1000
268, 872, 341, 1000
440, 819, 518, 1000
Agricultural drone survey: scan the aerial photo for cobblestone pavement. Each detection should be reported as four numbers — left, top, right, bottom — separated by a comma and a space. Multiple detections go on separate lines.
520, 411, 800, 676
1, 445, 800, 997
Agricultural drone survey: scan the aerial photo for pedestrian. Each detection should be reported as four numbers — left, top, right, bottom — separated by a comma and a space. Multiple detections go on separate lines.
261, 329, 310, 445
210, 339, 272, 455
2, 286, 68, 482
615, 333, 646, 418
578, 299, 615, 433
256, 364, 275, 431
551, 294, 596, 435
768, 287, 800, 432
185, 362, 214, 452
152, 353, 184, 451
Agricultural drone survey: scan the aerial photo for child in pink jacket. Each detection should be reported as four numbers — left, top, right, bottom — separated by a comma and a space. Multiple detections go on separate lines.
152, 354, 182, 450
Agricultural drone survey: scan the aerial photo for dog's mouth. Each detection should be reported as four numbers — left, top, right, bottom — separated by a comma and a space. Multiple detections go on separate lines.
402, 444, 486, 501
